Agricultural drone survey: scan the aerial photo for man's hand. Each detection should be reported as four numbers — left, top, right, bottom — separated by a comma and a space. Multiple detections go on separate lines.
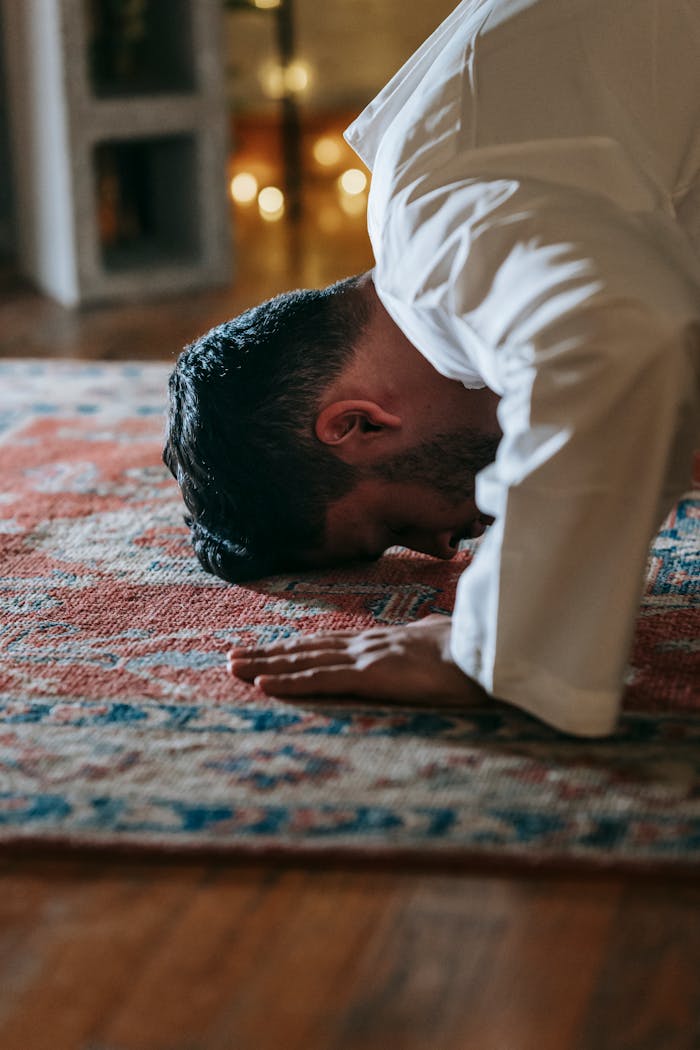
228, 614, 487, 706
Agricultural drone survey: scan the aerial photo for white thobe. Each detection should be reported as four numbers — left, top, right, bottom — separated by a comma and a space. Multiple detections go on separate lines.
345, 0, 700, 736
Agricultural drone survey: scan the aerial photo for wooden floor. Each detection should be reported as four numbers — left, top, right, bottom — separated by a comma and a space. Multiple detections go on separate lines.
1, 194, 699, 1050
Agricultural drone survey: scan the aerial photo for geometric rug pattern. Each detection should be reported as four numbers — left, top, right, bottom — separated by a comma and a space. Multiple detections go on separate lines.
1, 360, 698, 870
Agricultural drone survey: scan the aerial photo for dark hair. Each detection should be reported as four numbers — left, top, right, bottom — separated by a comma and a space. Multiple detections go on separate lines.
163, 276, 371, 582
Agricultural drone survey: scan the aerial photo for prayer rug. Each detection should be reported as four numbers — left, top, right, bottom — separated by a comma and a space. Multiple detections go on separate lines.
1, 360, 699, 871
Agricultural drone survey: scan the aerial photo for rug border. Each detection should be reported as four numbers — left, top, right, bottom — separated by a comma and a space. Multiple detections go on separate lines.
1, 830, 699, 878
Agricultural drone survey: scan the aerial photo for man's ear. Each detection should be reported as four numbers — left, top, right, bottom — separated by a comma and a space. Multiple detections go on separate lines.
314, 399, 402, 462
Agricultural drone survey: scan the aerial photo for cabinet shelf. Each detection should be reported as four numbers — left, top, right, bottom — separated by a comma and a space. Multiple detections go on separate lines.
86, 0, 197, 99
95, 135, 200, 272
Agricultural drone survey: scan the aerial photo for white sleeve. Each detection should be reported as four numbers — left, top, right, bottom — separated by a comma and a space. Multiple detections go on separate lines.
447, 190, 700, 737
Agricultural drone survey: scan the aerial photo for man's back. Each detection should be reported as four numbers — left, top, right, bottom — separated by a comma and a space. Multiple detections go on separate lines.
347, 0, 700, 259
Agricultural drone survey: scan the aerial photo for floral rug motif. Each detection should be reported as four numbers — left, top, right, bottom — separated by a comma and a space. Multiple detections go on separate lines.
0, 360, 699, 869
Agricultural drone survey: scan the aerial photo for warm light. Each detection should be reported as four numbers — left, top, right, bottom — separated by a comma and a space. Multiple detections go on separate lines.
253, 0, 281, 7
260, 63, 285, 99
339, 192, 367, 217
258, 185, 285, 221
313, 136, 343, 168
285, 61, 310, 93
230, 172, 259, 204
338, 168, 368, 196
260, 60, 311, 99
317, 203, 343, 234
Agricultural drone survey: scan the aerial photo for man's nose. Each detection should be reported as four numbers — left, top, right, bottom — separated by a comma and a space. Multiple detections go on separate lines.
413, 531, 458, 559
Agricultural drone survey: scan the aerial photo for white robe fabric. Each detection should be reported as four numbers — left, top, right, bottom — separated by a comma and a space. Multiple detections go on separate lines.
345, 0, 700, 736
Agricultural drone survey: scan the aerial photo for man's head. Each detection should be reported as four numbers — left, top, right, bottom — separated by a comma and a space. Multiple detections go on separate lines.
163, 275, 371, 581
164, 273, 501, 581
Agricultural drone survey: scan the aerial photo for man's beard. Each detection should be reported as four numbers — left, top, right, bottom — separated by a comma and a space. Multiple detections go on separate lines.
369, 426, 501, 503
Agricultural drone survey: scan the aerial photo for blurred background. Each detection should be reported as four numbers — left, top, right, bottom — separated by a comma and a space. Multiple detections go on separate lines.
0, 0, 455, 359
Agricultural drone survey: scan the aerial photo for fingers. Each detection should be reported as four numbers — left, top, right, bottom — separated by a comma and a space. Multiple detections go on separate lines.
229, 648, 353, 681
228, 631, 357, 659
254, 666, 366, 698
228, 625, 395, 661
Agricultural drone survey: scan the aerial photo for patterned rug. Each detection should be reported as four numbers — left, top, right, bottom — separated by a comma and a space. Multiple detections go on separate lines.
1, 360, 699, 871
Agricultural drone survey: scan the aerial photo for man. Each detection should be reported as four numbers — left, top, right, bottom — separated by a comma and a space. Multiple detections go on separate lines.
165, 0, 700, 737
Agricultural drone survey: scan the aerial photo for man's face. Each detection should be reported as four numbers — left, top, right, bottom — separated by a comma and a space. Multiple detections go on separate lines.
310, 426, 500, 565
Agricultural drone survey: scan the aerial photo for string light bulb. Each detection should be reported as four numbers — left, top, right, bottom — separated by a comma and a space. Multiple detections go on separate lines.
285, 61, 310, 92
339, 192, 367, 217
313, 136, 343, 168
260, 60, 311, 99
317, 203, 343, 234
230, 172, 259, 204
258, 185, 285, 221
338, 168, 368, 196
253, 0, 281, 7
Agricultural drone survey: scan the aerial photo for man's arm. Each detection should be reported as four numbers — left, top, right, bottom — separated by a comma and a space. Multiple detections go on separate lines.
450, 297, 698, 736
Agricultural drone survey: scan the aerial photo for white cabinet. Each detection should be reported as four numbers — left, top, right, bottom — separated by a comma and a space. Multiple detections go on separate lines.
2, 0, 231, 305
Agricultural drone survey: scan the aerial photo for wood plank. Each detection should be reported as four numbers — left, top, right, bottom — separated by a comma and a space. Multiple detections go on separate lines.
579, 883, 700, 1050
0, 860, 207, 1049
1, 859, 698, 1050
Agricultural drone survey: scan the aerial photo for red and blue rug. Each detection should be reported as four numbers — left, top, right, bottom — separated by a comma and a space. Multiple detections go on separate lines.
1, 360, 698, 869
